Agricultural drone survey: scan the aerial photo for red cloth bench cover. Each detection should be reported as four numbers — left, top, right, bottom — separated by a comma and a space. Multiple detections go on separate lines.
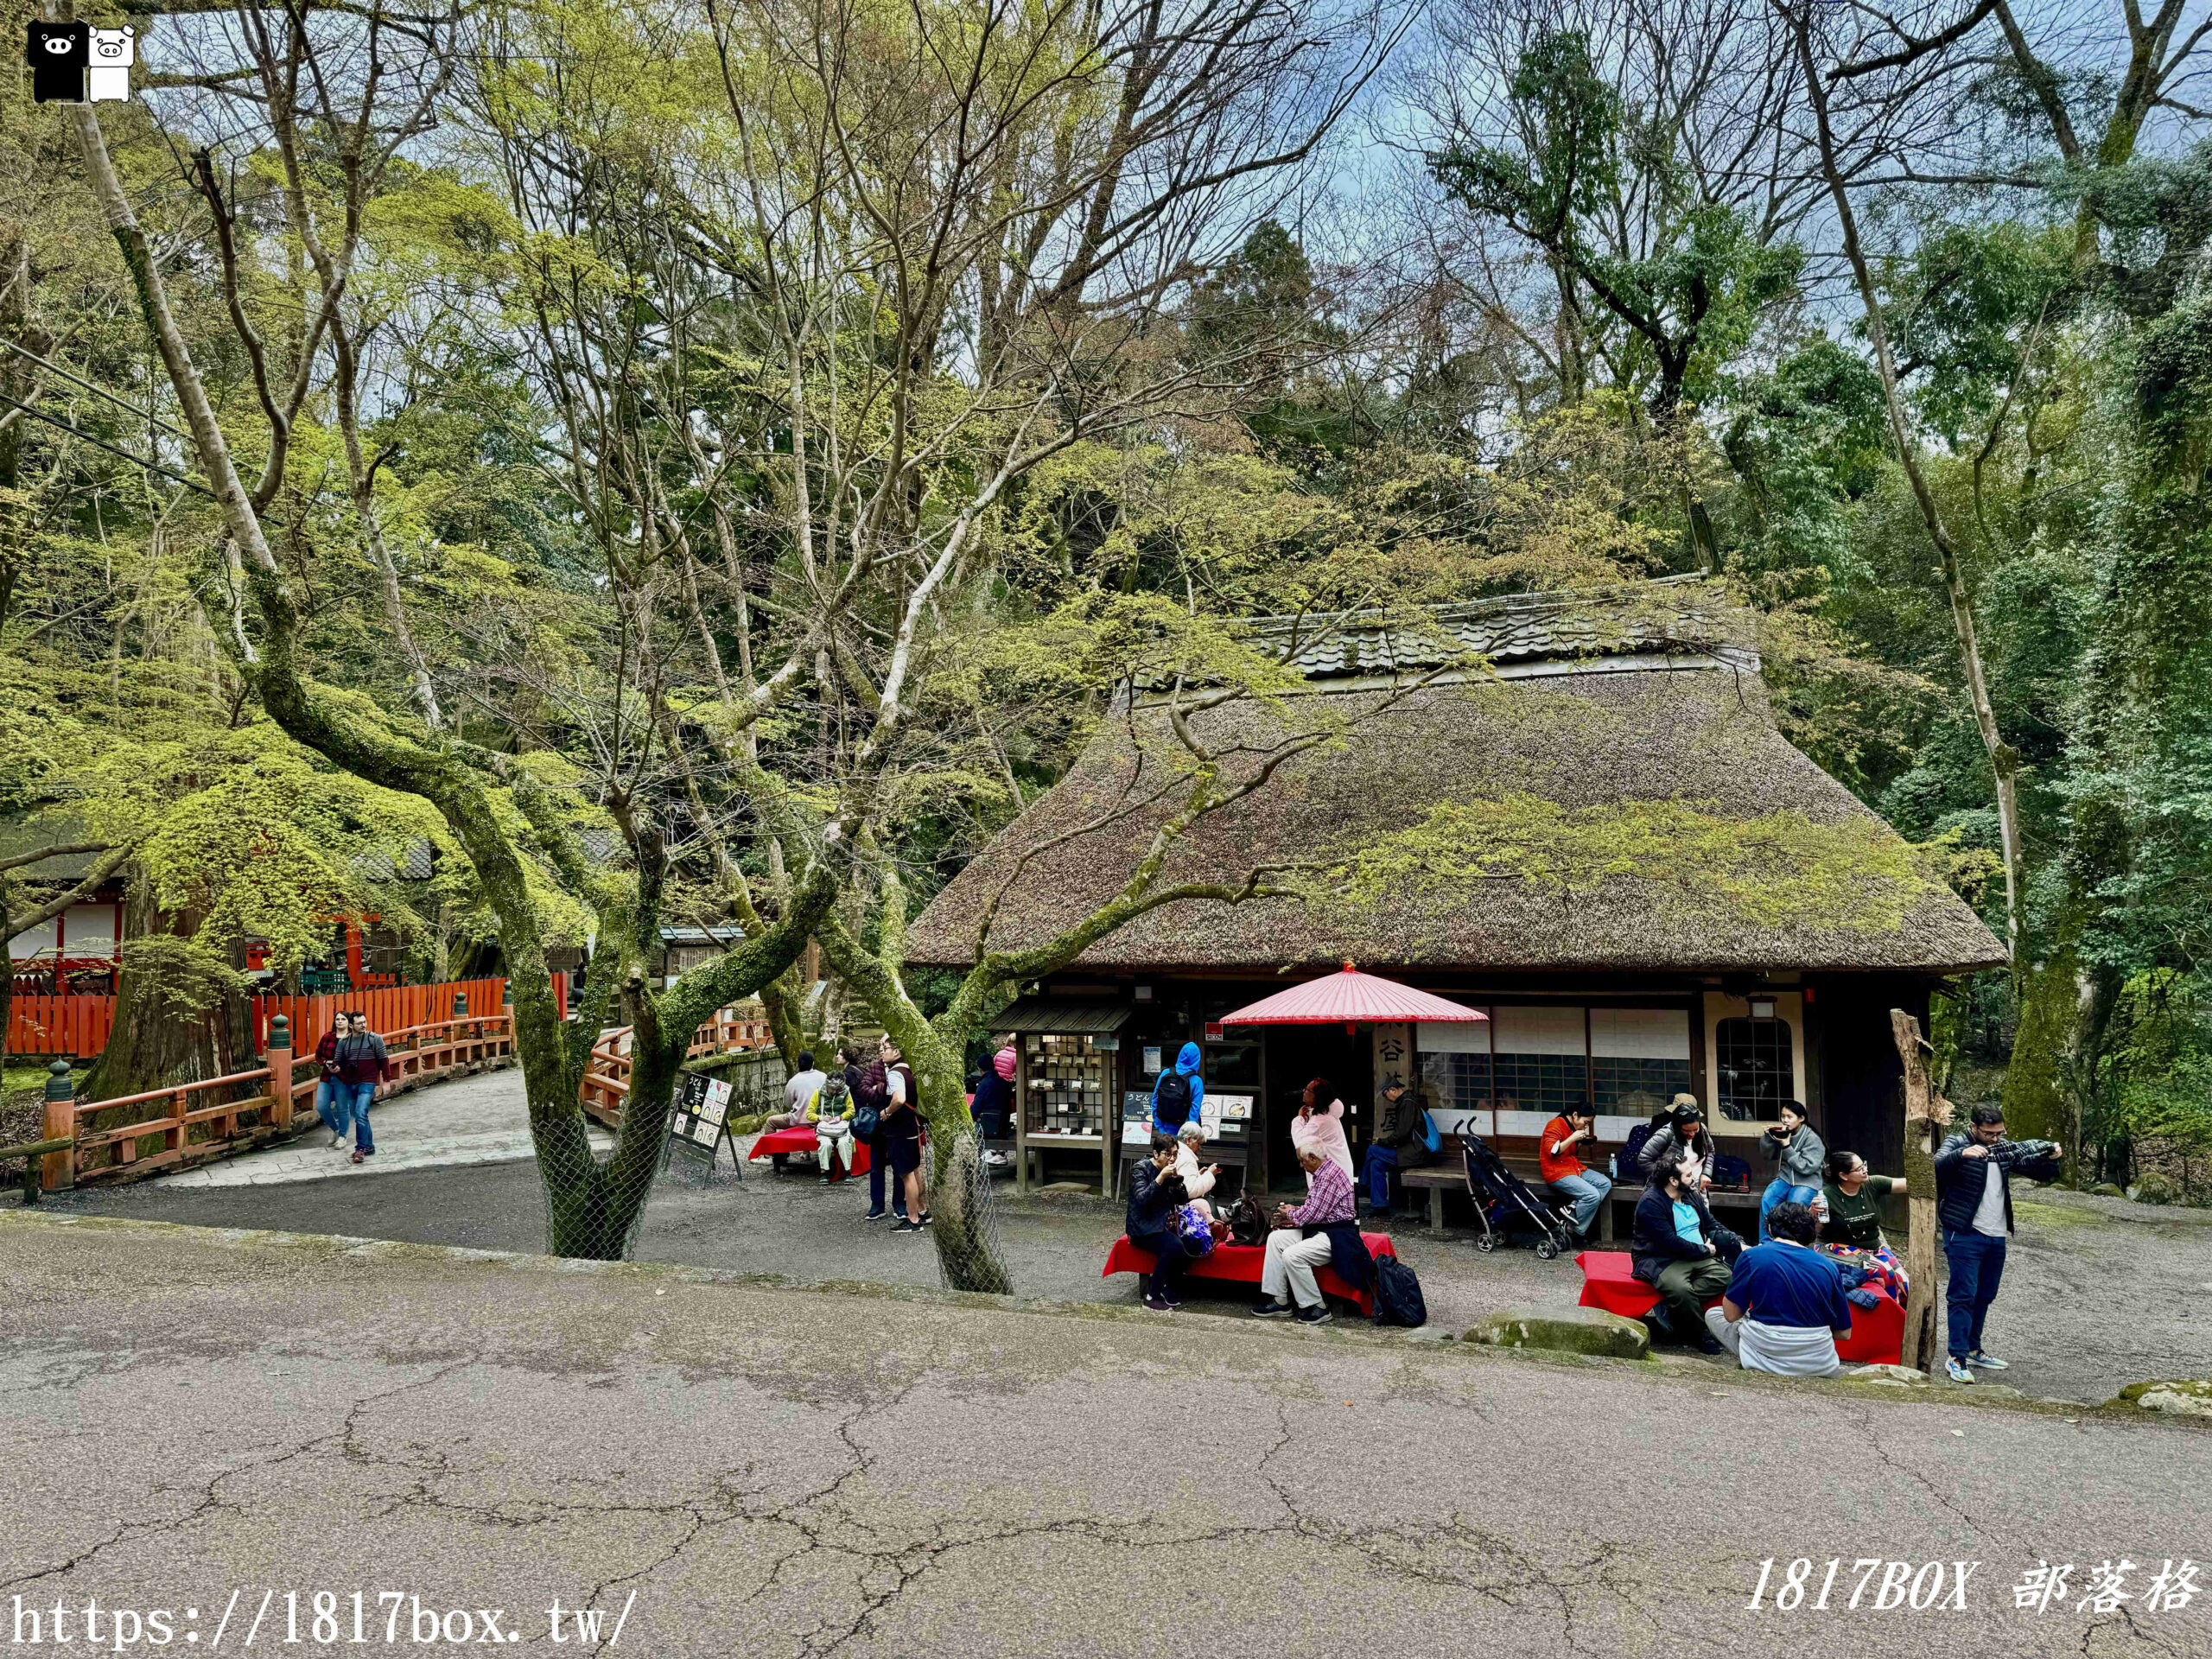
748, 1125, 870, 1179
1574, 1249, 1903, 1365
1104, 1233, 1398, 1317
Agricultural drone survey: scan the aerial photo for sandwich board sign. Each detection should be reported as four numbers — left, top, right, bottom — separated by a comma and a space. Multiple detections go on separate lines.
665, 1072, 739, 1179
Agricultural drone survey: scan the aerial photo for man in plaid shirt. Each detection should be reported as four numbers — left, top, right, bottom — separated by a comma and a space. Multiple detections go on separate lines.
1253, 1147, 1355, 1325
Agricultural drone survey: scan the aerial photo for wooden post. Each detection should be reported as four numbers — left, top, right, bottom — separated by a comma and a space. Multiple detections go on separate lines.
41, 1059, 73, 1192
1889, 1008, 1951, 1372
267, 1014, 295, 1128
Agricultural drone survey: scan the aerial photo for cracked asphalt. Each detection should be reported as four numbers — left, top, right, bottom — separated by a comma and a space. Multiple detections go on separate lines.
3, 1212, 2208, 1658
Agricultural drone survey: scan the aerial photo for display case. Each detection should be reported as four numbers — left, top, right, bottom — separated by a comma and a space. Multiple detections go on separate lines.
998, 1005, 1134, 1195
1024, 1031, 1116, 1137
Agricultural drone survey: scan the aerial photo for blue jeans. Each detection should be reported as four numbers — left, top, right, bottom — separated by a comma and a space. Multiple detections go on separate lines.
1759, 1179, 1819, 1243
867, 1139, 907, 1218
1943, 1230, 2007, 1358
341, 1080, 377, 1151
1548, 1170, 1613, 1238
315, 1078, 348, 1138
1362, 1144, 1400, 1209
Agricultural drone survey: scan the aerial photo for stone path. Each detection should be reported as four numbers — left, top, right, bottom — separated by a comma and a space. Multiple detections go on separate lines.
154, 1064, 611, 1188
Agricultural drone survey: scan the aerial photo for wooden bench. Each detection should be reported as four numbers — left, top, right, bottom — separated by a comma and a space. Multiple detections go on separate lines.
1397, 1139, 1758, 1242
1103, 1232, 1397, 1317
748, 1125, 871, 1179
1576, 1249, 1905, 1364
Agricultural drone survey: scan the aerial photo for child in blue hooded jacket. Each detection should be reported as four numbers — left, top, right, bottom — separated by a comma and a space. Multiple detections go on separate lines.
1151, 1041, 1205, 1137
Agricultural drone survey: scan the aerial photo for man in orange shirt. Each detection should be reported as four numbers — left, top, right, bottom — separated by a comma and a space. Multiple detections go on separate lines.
1540, 1099, 1611, 1242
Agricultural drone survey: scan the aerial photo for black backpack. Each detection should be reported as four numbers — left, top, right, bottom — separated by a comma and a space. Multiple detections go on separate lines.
1620, 1122, 1657, 1178
1370, 1255, 1427, 1327
1154, 1070, 1193, 1128
1224, 1195, 1268, 1247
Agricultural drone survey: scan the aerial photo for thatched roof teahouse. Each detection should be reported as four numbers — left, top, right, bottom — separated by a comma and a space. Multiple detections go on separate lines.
911, 576, 2005, 1204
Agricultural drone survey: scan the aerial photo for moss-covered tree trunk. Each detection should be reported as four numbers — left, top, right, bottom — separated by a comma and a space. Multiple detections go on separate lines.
816, 919, 1011, 1294
2004, 950, 2080, 1152
83, 873, 252, 1103
71, 106, 834, 1262
1891, 1009, 1949, 1372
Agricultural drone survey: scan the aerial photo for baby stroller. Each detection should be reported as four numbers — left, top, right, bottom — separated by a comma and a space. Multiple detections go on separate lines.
1462, 1135, 1580, 1260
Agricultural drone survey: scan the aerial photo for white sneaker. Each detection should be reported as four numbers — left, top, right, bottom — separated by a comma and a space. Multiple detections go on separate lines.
983, 1150, 1007, 1166
329, 1132, 346, 1148
1945, 1357, 1975, 1384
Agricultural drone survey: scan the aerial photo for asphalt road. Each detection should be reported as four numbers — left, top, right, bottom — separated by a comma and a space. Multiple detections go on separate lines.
3, 1211, 2207, 1659
49, 1141, 2212, 1405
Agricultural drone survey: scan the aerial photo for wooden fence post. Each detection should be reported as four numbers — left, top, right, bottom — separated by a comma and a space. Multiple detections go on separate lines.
268, 1014, 295, 1128
1889, 1009, 1952, 1372
41, 1059, 73, 1192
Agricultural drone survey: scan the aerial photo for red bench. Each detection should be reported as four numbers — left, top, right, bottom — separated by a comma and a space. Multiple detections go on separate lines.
749, 1125, 871, 1179
1575, 1250, 1904, 1365
1104, 1233, 1397, 1316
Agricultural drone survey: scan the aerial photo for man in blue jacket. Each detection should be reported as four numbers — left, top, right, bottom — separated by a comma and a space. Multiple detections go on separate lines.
1934, 1104, 2059, 1385
1151, 1042, 1205, 1137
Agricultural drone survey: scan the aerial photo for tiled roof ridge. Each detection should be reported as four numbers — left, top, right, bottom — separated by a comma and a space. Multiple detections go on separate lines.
1240, 574, 1736, 680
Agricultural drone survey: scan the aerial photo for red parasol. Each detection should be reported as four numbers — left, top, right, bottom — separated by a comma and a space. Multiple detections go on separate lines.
1217, 962, 1489, 1030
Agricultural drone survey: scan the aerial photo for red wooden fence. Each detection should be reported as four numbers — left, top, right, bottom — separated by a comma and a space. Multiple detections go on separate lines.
8, 976, 568, 1059
250, 977, 513, 1057
51, 1009, 518, 1187
6, 995, 115, 1057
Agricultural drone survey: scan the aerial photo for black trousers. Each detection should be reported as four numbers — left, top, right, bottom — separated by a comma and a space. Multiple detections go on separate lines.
1130, 1229, 1191, 1294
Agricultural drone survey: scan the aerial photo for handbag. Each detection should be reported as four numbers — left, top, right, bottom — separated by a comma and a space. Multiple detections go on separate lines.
1224, 1195, 1268, 1247
1418, 1109, 1440, 1155
1173, 1203, 1216, 1258
852, 1103, 880, 1141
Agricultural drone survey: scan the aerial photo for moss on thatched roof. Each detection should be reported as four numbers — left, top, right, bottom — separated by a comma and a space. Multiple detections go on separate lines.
907, 591, 2006, 976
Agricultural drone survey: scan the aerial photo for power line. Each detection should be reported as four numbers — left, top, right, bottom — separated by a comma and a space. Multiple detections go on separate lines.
0, 340, 192, 442
0, 391, 218, 499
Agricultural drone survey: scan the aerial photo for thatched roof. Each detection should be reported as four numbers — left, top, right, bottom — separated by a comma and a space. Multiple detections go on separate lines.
907, 583, 2006, 976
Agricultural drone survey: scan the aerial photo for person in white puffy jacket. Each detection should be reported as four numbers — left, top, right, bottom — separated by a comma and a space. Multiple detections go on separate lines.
1173, 1121, 1222, 1217
1291, 1076, 1355, 1181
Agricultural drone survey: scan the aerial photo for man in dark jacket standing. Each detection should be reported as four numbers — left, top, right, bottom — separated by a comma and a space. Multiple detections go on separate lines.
1632, 1146, 1738, 1352
1934, 1104, 2058, 1385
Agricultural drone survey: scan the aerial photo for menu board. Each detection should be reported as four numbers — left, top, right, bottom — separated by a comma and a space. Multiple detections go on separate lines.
1122, 1090, 1252, 1144
666, 1073, 736, 1175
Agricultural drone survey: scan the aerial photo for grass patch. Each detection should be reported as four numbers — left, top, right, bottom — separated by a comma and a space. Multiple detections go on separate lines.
2015, 1200, 2104, 1229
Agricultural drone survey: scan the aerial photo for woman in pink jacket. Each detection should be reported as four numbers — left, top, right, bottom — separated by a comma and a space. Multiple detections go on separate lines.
1292, 1077, 1355, 1181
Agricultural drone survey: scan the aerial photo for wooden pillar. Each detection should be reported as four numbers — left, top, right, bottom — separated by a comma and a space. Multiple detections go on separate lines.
1014, 1040, 1029, 1196
41, 1058, 73, 1192
1889, 1008, 1949, 1372
267, 1014, 295, 1128
346, 921, 364, 985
